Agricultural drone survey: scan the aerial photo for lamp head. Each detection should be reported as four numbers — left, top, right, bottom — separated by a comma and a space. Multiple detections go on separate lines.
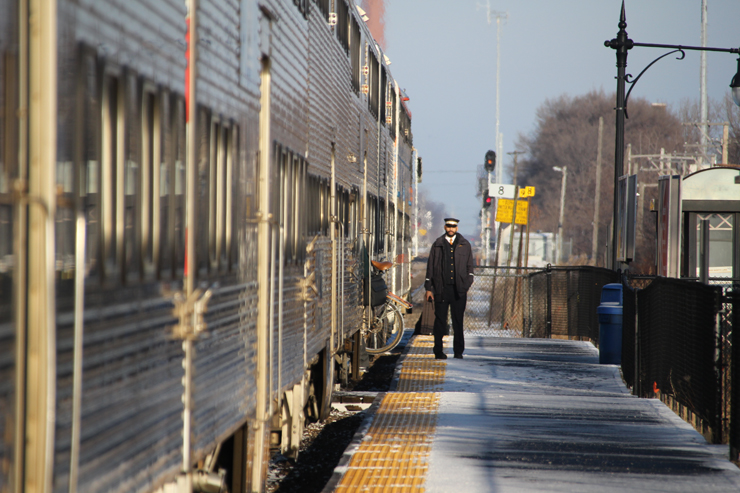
731, 58, 740, 107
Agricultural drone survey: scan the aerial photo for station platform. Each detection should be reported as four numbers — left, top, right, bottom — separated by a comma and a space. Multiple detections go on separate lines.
325, 334, 740, 492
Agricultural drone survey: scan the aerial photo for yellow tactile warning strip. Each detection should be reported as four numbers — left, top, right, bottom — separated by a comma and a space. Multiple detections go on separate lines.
333, 335, 448, 492
395, 336, 447, 392
334, 392, 441, 492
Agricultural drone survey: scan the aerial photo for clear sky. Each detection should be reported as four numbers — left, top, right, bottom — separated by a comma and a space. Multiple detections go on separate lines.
384, 0, 740, 239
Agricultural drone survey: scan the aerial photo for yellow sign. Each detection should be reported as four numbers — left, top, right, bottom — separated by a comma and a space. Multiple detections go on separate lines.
515, 200, 529, 225
519, 186, 536, 198
495, 198, 514, 223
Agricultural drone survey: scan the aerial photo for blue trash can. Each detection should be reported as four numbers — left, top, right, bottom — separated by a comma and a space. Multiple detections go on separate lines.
597, 283, 623, 365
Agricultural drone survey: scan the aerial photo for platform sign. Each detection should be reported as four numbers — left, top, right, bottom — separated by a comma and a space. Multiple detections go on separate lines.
495, 198, 515, 223
519, 186, 535, 198
489, 182, 516, 199
514, 200, 529, 225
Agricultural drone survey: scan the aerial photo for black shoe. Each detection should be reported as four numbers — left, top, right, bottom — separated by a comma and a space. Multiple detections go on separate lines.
434, 352, 447, 360
454, 354, 463, 359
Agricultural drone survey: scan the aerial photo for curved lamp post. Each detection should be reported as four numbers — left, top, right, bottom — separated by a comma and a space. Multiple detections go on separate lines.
605, 1, 740, 271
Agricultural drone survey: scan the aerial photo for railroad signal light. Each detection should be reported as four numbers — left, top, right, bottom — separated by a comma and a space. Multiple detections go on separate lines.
483, 190, 492, 208
484, 150, 496, 173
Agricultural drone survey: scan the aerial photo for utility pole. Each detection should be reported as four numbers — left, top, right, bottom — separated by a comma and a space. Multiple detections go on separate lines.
553, 166, 567, 264
478, 1, 508, 252
592, 117, 603, 265
700, 0, 708, 165
506, 151, 523, 267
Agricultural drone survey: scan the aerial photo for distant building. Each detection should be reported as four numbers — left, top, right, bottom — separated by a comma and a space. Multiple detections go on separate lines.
495, 226, 561, 267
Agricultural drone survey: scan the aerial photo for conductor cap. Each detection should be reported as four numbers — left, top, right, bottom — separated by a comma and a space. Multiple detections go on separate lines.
444, 217, 459, 226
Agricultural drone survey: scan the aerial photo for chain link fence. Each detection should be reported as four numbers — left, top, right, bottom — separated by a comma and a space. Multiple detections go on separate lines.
466, 267, 541, 337
466, 265, 618, 339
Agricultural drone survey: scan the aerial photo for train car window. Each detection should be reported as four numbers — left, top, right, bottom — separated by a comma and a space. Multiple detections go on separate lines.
279, 149, 293, 261
314, 0, 329, 19
368, 195, 378, 254
336, 0, 349, 55
388, 83, 397, 136
380, 67, 387, 125
54, 157, 75, 280
140, 87, 159, 279
293, 0, 309, 18
367, 49, 379, 119
295, 156, 306, 260
100, 73, 121, 281
404, 212, 411, 242
0, 53, 16, 291
225, 125, 235, 269
343, 189, 351, 238
172, 96, 186, 278
349, 14, 360, 94
399, 105, 412, 145
157, 93, 172, 278
0, 52, 16, 316
389, 202, 395, 239
195, 108, 209, 275
319, 179, 327, 235
286, 154, 305, 262
349, 188, 359, 241
123, 72, 141, 283
306, 174, 316, 235
209, 118, 222, 270
78, 51, 101, 280
56, 61, 75, 281
366, 195, 374, 253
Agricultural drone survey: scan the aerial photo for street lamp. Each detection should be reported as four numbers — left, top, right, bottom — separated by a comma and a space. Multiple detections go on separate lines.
553, 166, 567, 264
605, 1, 740, 271
732, 58, 740, 106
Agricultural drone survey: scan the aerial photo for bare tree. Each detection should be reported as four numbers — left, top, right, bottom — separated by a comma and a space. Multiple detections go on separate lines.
416, 187, 447, 251
513, 90, 685, 273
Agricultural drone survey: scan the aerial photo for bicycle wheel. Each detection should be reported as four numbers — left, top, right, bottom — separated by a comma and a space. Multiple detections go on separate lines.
365, 302, 405, 354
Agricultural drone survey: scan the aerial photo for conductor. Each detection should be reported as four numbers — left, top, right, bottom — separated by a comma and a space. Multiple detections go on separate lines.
424, 217, 475, 359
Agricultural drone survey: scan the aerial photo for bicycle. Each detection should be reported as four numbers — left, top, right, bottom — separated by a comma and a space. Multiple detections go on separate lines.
364, 260, 413, 354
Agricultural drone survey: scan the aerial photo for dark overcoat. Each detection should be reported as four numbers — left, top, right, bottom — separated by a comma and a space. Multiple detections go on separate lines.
424, 233, 475, 297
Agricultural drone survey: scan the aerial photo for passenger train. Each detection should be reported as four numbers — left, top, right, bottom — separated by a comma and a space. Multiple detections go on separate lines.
0, 0, 419, 491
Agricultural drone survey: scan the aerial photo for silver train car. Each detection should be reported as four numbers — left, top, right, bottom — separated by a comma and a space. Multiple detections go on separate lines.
0, 0, 419, 491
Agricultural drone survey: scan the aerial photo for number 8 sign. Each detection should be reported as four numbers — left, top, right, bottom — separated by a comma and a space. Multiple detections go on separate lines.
488, 183, 515, 199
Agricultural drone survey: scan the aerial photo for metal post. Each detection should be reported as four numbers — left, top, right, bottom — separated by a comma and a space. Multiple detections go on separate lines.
182, 2, 198, 484
546, 263, 552, 338
699, 218, 710, 284
554, 166, 567, 264
700, 0, 708, 164
523, 196, 532, 268
634, 290, 640, 396
331, 143, 337, 357
254, 51, 273, 489
606, 2, 631, 271
592, 117, 603, 264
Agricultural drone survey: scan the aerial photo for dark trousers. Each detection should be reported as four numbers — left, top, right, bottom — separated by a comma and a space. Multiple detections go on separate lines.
433, 284, 466, 356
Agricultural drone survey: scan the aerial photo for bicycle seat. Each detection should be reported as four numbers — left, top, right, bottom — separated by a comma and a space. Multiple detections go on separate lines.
371, 260, 393, 271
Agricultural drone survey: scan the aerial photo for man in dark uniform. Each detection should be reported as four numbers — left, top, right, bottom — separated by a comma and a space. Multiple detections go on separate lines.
424, 217, 475, 359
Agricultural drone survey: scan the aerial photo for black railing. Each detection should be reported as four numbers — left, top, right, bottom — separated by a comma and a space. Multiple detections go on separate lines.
729, 289, 739, 459
635, 277, 723, 442
527, 266, 618, 341
470, 264, 738, 448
